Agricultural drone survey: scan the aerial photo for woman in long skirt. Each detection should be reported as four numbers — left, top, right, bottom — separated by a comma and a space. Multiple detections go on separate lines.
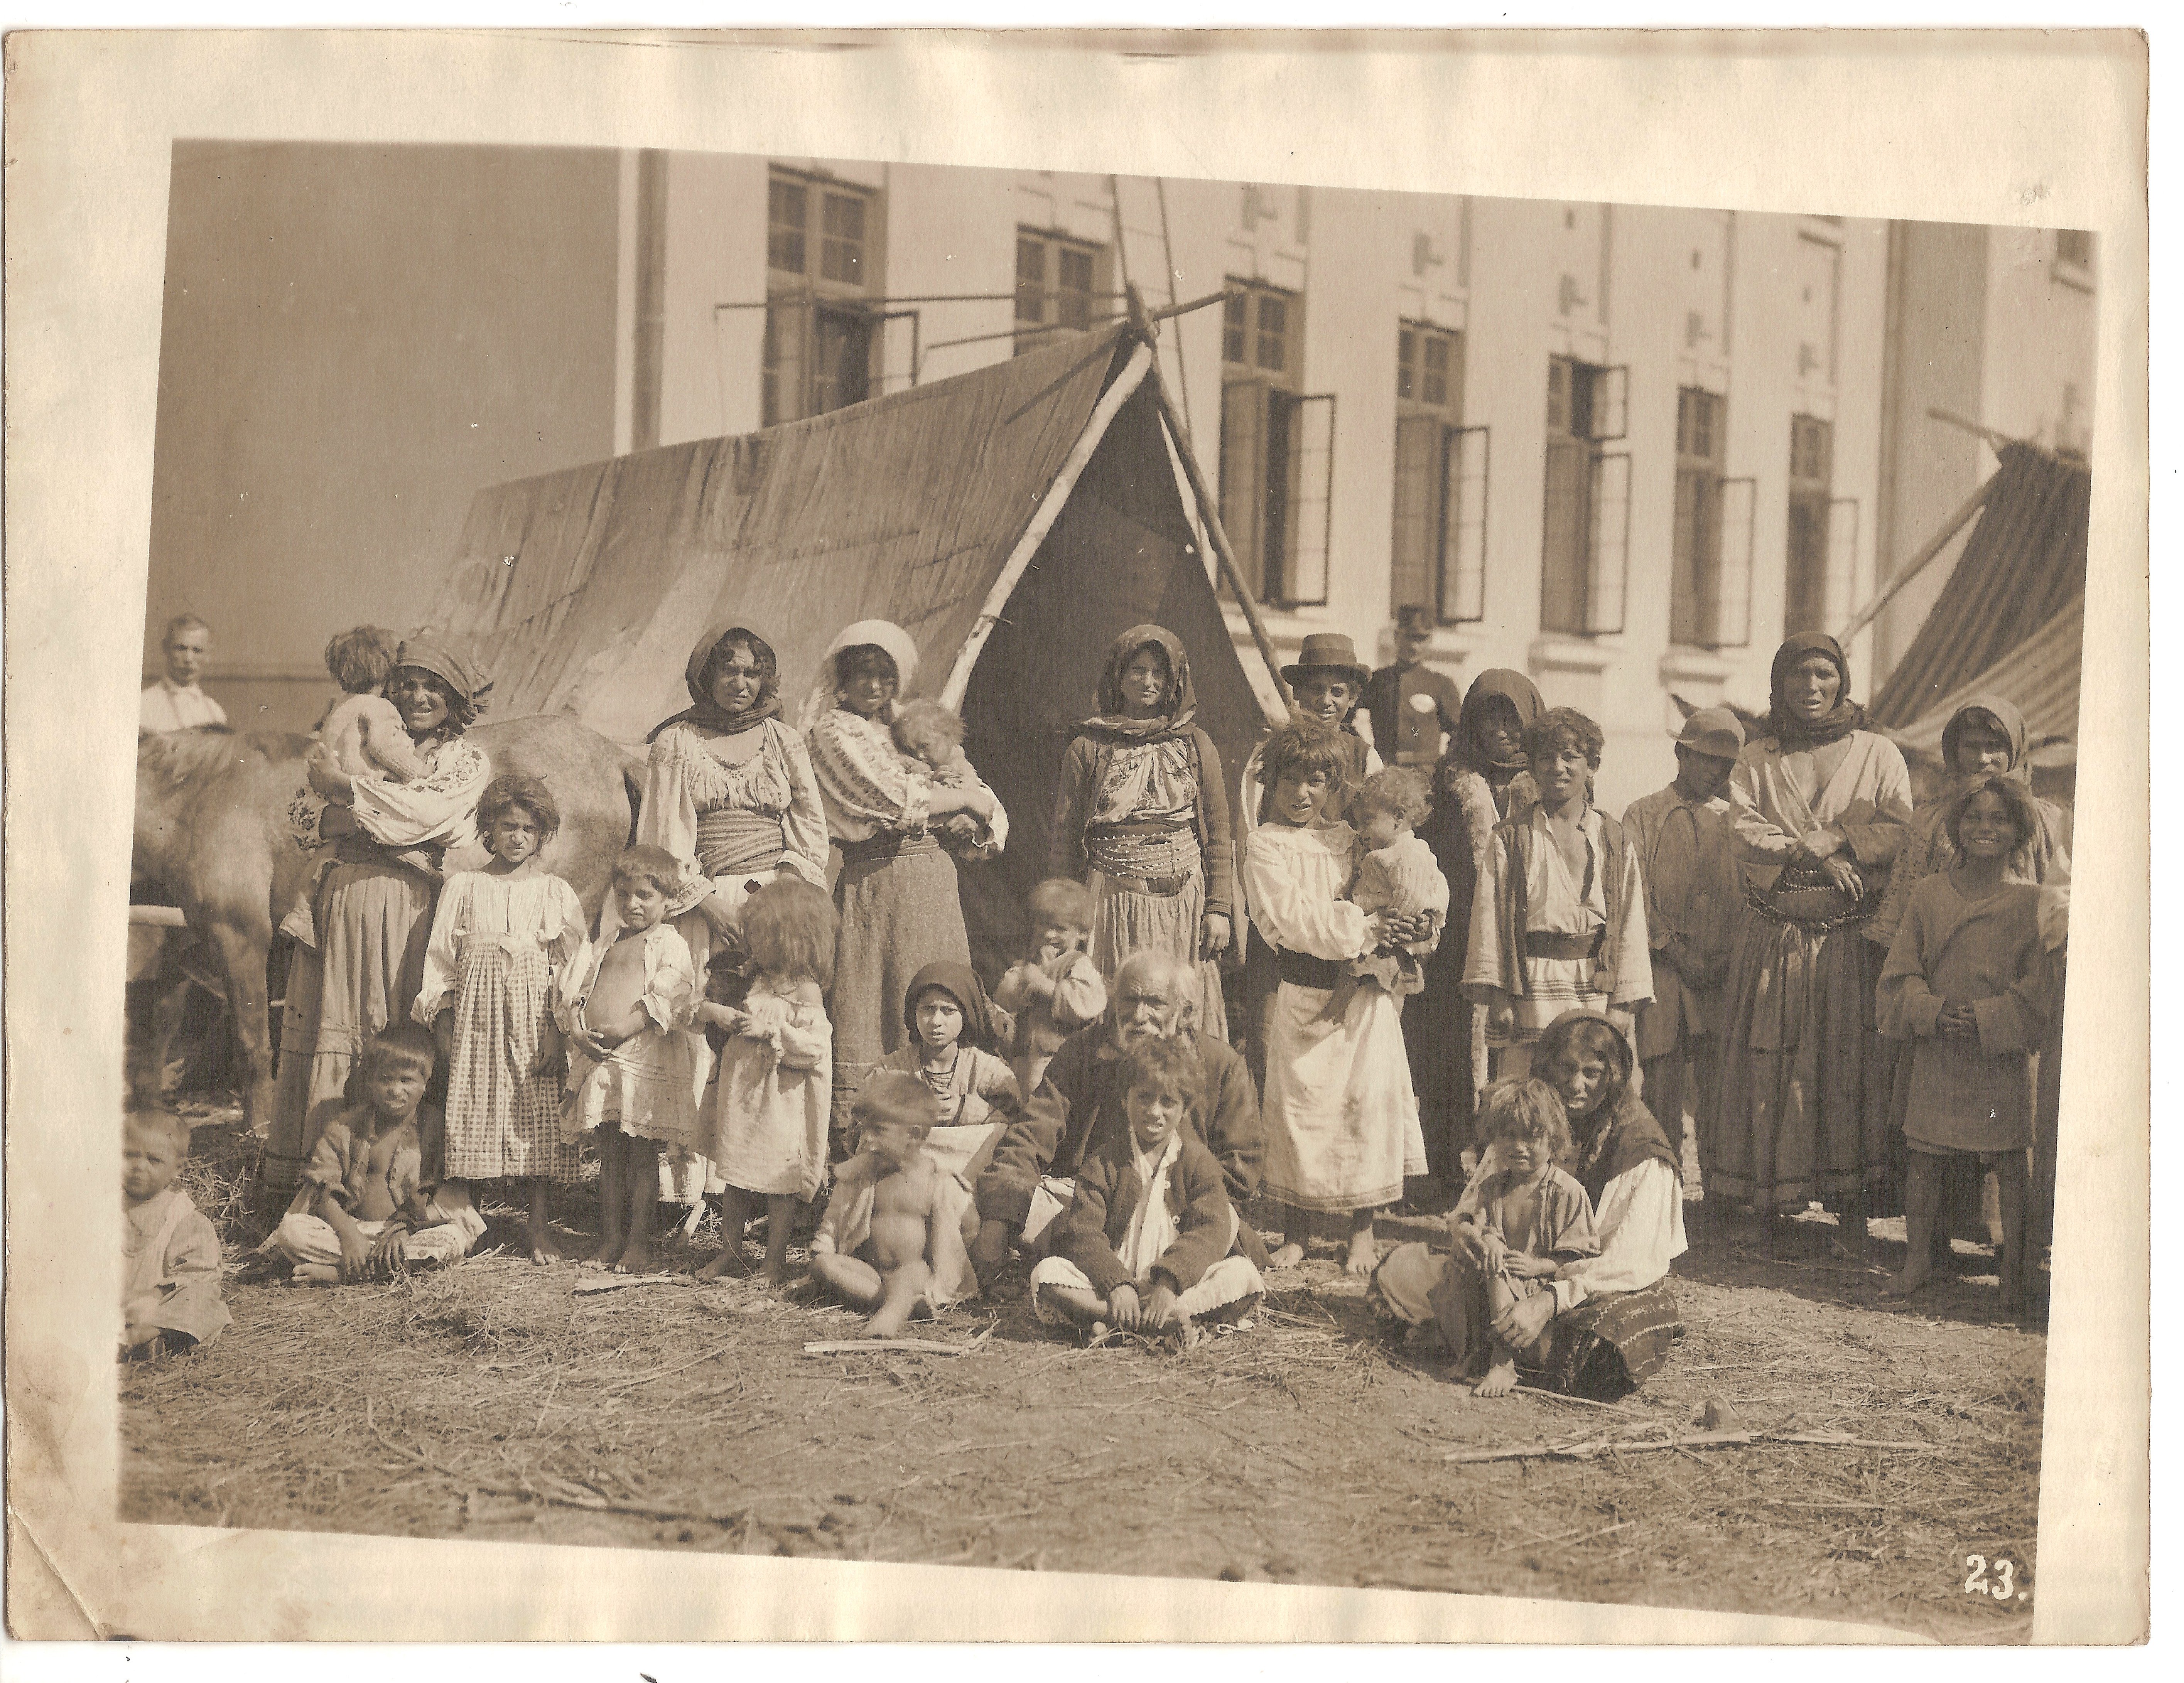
1712, 633, 1912, 1254
1048, 624, 1233, 1043
802, 619, 1009, 1141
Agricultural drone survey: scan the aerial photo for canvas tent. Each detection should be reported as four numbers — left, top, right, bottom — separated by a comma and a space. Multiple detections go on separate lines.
426, 323, 1276, 976
1866, 442, 2090, 765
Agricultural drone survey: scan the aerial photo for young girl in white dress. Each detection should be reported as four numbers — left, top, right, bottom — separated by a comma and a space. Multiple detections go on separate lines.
414, 774, 587, 1263
695, 877, 837, 1287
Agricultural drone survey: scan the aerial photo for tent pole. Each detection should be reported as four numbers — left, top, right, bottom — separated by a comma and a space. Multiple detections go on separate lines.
1125, 285, 1293, 712
1835, 470, 1998, 646
936, 339, 1157, 713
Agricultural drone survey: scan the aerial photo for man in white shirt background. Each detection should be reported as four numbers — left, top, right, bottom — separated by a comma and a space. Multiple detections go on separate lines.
139, 613, 229, 735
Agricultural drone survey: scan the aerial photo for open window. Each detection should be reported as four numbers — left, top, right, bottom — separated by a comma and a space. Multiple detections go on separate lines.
1219, 280, 1333, 609
1541, 354, 1632, 636
762, 170, 882, 426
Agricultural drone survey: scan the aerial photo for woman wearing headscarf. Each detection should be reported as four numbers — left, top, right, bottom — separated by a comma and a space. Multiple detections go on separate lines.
1867, 695, 2071, 1259
802, 620, 1009, 1139
1713, 632, 1912, 1253
626, 623, 829, 1205
1371, 1010, 1687, 1399
871, 958, 1023, 1186
1048, 625, 1234, 1043
1404, 669, 1544, 1186
261, 636, 494, 1206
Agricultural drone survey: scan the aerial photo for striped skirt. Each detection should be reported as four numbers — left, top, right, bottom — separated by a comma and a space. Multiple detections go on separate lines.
1085, 827, 1228, 1045
442, 935, 579, 1183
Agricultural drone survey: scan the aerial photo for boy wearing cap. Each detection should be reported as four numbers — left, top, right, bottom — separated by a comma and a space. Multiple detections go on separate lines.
1620, 707, 1745, 1186
1362, 607, 1463, 770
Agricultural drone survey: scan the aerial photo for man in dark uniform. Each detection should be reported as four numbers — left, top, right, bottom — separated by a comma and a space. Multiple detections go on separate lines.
1363, 605, 1464, 769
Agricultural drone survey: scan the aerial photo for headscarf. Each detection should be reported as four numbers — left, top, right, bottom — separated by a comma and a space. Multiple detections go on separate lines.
900, 960, 1001, 1053
646, 623, 782, 743
1077, 624, 1198, 743
1455, 669, 1544, 777
799, 619, 922, 731
1765, 632, 1868, 752
1533, 1009, 1680, 1208
1938, 693, 2031, 789
390, 636, 491, 735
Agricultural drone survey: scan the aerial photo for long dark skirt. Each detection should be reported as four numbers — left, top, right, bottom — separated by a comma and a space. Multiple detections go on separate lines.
1404, 942, 1479, 1182
829, 839, 969, 1137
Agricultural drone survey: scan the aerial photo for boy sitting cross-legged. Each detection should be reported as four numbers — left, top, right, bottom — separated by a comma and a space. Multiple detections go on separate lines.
263, 1022, 486, 1283
1030, 1035, 1265, 1348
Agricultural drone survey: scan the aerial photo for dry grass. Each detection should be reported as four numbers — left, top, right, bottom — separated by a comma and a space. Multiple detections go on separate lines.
124, 1103, 2045, 1641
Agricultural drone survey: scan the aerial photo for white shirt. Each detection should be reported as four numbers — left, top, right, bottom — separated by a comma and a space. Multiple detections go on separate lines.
139, 678, 227, 735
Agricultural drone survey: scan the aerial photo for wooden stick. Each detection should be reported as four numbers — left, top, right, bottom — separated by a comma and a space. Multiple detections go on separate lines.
802, 1338, 970, 1356
1443, 1429, 1943, 1465
571, 1273, 689, 1295
1508, 1383, 1646, 1414
1835, 469, 1997, 643
1125, 283, 1293, 712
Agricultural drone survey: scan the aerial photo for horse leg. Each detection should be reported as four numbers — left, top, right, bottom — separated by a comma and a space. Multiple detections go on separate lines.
206, 912, 276, 1136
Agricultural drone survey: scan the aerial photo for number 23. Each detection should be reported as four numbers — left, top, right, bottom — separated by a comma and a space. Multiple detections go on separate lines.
1964, 1554, 2016, 1600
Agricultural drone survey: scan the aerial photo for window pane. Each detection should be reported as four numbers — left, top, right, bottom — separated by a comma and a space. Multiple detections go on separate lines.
763, 297, 807, 426
1547, 358, 1570, 433
1223, 290, 1248, 365
812, 305, 870, 415
1281, 393, 1335, 607
1396, 329, 1415, 401
1444, 427, 1491, 624
1540, 435, 1590, 632
768, 179, 807, 275
1218, 381, 1264, 587
1256, 293, 1287, 373
1784, 491, 1831, 636
1261, 388, 1293, 597
1389, 413, 1440, 611
820, 192, 865, 286
1016, 237, 1046, 324
1421, 334, 1448, 408
1057, 246, 1094, 331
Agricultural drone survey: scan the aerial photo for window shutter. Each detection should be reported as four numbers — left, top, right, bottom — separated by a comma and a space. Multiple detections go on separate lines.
1218, 382, 1266, 594
1585, 452, 1631, 634
1826, 497, 1860, 630
1716, 477, 1757, 649
1282, 393, 1336, 607
1443, 425, 1490, 623
1389, 413, 1440, 613
1589, 365, 1630, 442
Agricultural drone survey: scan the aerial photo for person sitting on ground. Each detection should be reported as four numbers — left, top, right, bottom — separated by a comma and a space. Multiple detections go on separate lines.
808, 1072, 979, 1337
1371, 1010, 1686, 1401
1877, 776, 2052, 1314
1432, 1079, 1601, 1396
263, 1023, 486, 1283
871, 961, 1021, 1139
122, 1108, 230, 1359
1030, 1035, 1266, 1349
559, 845, 702, 1275
992, 877, 1108, 1098
1330, 765, 1448, 1015
970, 949, 1266, 1286
1464, 707, 1652, 1080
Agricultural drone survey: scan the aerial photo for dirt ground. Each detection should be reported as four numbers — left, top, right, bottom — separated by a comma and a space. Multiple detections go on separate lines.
122, 1100, 2044, 1642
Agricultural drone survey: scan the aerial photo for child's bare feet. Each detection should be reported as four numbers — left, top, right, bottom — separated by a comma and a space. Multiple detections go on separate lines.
614, 1235, 657, 1275
1474, 1355, 1519, 1397
761, 1256, 792, 1291
694, 1247, 746, 1281
1882, 1261, 1933, 1298
1269, 1241, 1306, 1269
1084, 1319, 1112, 1348
1344, 1229, 1379, 1277
527, 1222, 562, 1266
862, 1303, 912, 1339
581, 1236, 622, 1270
1174, 1317, 1206, 1350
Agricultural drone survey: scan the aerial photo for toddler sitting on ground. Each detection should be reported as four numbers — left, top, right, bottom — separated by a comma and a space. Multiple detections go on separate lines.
809, 1072, 979, 1337
122, 1108, 230, 1359
264, 1023, 486, 1283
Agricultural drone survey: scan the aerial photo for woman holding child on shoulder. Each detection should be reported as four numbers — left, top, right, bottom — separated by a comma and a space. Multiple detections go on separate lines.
1372, 1009, 1687, 1400
802, 619, 1008, 1137
262, 637, 493, 1207
627, 624, 830, 1203
1048, 624, 1234, 1043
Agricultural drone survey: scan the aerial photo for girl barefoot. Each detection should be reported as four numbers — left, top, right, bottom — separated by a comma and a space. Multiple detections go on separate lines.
695, 878, 837, 1287
560, 847, 701, 1273
416, 775, 587, 1263
1878, 777, 2052, 1312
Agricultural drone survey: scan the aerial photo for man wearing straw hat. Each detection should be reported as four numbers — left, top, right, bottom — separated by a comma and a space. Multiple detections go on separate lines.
1362, 606, 1463, 771
1620, 706, 1745, 1191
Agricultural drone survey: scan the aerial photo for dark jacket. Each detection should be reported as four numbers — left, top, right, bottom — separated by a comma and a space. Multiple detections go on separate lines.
1055, 1130, 1235, 1297
974, 1025, 1263, 1229
1047, 727, 1235, 917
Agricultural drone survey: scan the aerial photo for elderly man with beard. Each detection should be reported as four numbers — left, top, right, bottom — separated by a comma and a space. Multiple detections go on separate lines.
970, 949, 1267, 1288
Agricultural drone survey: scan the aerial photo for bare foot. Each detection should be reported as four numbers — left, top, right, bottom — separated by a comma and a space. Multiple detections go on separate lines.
761, 1257, 792, 1291
862, 1305, 912, 1339
1175, 1317, 1206, 1349
694, 1248, 746, 1281
614, 1236, 656, 1275
581, 1237, 623, 1270
528, 1226, 562, 1266
1474, 1356, 1518, 1397
1084, 1320, 1112, 1348
1882, 1263, 1933, 1298
1344, 1230, 1379, 1277
1269, 1242, 1306, 1269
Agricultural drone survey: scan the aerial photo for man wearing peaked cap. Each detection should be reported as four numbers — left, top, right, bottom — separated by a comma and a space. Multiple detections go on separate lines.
1619, 705, 1746, 1194
1363, 606, 1463, 770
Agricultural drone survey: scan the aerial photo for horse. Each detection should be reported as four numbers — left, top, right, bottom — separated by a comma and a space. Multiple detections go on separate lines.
132, 714, 641, 1138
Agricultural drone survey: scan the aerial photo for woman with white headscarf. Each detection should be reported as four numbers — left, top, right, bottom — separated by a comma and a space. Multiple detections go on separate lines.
802, 620, 1009, 1139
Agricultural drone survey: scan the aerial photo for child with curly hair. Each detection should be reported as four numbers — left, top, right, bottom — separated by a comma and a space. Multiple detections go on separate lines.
1335, 765, 1449, 1008
992, 877, 1108, 1096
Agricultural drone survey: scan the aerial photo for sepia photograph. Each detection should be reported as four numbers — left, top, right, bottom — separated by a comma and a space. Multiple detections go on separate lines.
4, 28, 2149, 1649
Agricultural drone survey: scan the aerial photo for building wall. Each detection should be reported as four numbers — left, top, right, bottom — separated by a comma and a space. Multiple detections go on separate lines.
145, 141, 623, 733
